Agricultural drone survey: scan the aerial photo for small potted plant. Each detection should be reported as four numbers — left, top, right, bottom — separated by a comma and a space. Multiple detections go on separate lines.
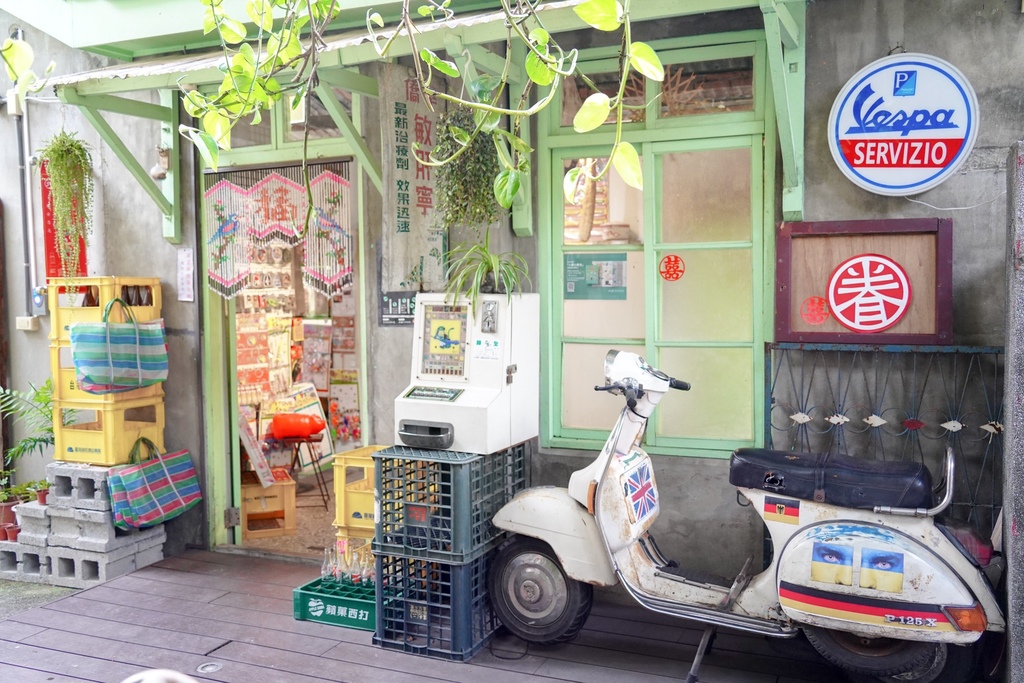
444, 229, 530, 315
28, 479, 50, 505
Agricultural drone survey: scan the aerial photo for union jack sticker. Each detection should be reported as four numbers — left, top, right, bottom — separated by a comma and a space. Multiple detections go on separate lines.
622, 461, 658, 524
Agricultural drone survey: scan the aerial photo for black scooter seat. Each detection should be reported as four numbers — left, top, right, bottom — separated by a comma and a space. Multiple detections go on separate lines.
729, 448, 934, 511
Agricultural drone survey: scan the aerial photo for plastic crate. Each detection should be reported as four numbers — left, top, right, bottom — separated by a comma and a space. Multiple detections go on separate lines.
48, 276, 162, 343
53, 397, 165, 466
374, 552, 497, 661
333, 445, 387, 533
293, 577, 375, 631
372, 444, 526, 563
50, 342, 164, 403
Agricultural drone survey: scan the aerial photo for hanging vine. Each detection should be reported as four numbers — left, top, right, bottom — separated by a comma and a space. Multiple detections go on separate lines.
434, 107, 502, 231
38, 131, 94, 280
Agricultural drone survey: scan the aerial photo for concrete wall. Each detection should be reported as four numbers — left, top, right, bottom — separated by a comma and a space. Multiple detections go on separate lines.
0, 11, 205, 553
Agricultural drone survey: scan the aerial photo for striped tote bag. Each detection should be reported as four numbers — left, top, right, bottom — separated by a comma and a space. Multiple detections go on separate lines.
109, 438, 202, 530
69, 298, 168, 394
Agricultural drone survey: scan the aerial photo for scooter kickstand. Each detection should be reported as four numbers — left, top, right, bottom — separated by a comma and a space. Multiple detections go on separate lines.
684, 625, 717, 683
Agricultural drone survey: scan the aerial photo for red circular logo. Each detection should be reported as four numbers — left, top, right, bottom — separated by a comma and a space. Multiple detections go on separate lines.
800, 296, 830, 325
659, 255, 685, 281
827, 254, 912, 333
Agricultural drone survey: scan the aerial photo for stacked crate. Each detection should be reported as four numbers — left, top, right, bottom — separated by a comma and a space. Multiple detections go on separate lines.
49, 277, 165, 465
371, 444, 526, 661
0, 462, 166, 588
332, 445, 387, 556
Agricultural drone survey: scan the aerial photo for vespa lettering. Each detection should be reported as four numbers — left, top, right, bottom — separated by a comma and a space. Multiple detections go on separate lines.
845, 84, 957, 136
884, 614, 939, 628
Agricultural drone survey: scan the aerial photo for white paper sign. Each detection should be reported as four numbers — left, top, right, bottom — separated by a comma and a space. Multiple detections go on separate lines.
177, 247, 195, 302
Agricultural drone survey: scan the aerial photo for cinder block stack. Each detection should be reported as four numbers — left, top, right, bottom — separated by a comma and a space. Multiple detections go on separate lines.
0, 462, 166, 588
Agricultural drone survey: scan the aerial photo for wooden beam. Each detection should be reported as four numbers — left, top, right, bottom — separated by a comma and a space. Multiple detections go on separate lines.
509, 40, 533, 237
160, 90, 181, 244
467, 44, 522, 85
770, 0, 800, 49
317, 68, 380, 98
57, 87, 174, 120
314, 83, 383, 195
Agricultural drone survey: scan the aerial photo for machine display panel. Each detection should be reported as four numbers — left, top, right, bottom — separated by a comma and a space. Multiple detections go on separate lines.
420, 304, 468, 377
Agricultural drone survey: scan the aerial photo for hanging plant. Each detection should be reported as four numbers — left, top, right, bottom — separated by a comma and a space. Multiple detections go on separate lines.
38, 130, 94, 280
434, 107, 502, 232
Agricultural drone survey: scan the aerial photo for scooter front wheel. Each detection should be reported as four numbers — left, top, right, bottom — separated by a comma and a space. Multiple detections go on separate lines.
489, 536, 594, 645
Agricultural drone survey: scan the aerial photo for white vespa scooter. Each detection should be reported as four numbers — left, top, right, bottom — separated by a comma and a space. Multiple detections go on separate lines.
490, 350, 1004, 682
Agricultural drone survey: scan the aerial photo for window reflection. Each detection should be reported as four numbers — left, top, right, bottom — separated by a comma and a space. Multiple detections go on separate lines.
660, 57, 753, 118
562, 157, 643, 246
561, 72, 645, 127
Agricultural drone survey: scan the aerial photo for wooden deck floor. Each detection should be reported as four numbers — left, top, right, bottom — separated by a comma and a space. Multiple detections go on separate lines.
0, 549, 845, 683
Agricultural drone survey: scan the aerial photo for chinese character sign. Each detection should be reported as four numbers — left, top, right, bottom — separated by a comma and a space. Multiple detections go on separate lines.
381, 64, 445, 292
827, 254, 912, 332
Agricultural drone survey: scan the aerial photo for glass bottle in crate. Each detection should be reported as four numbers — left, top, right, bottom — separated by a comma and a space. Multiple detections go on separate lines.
321, 547, 333, 584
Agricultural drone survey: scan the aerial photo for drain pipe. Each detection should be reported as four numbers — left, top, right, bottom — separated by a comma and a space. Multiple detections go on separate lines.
8, 27, 37, 317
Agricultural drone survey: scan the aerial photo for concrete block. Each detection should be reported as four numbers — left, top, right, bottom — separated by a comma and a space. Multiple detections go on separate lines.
134, 544, 164, 569
18, 532, 47, 548
0, 543, 51, 584
47, 507, 164, 553
13, 501, 50, 540
47, 546, 137, 589
46, 462, 111, 512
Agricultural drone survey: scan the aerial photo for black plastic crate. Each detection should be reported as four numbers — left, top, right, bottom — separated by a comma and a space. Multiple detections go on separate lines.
373, 552, 497, 661
372, 444, 526, 562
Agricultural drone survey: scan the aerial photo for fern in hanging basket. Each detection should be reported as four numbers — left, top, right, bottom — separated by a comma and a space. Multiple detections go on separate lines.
445, 229, 530, 315
435, 107, 502, 231
38, 131, 94, 281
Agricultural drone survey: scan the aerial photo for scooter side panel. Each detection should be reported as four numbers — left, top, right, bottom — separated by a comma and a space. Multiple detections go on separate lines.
777, 522, 982, 644
493, 487, 618, 586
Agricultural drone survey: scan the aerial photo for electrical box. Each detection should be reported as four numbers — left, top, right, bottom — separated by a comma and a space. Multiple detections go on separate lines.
394, 292, 539, 455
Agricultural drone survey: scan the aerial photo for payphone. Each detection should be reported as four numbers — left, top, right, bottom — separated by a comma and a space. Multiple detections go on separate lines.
394, 292, 539, 454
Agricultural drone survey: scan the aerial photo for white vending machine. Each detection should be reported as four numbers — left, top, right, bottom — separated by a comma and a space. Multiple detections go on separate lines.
394, 292, 539, 454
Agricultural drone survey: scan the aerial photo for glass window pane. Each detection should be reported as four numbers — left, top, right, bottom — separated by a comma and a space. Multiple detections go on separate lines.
563, 157, 643, 246
561, 72, 644, 127
232, 111, 273, 148
286, 88, 352, 142
660, 148, 751, 244
564, 251, 645, 338
562, 343, 644, 430
659, 249, 752, 342
656, 346, 753, 441
660, 57, 753, 118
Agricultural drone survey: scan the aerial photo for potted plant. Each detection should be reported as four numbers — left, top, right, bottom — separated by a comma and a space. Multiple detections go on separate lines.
444, 229, 530, 315
27, 479, 50, 505
0, 378, 70, 523
37, 130, 94, 281
434, 107, 503, 232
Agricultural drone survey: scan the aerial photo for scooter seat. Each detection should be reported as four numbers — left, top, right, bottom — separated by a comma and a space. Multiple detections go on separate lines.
728, 448, 933, 511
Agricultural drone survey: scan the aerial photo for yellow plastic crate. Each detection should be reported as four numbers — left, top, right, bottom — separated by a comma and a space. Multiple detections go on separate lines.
241, 469, 296, 541
50, 342, 164, 404
53, 397, 165, 466
334, 528, 374, 562
333, 445, 386, 533
48, 276, 162, 343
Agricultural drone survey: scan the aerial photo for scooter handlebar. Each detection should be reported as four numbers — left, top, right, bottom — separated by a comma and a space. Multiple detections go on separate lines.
669, 379, 691, 391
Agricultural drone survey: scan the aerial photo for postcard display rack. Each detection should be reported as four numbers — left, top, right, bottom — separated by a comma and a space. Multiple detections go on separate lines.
48, 277, 166, 466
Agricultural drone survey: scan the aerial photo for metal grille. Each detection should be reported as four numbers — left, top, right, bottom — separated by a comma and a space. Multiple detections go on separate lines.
766, 344, 1003, 536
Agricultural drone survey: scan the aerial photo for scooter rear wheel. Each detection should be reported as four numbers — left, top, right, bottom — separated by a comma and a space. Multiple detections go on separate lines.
804, 626, 938, 677
489, 536, 594, 645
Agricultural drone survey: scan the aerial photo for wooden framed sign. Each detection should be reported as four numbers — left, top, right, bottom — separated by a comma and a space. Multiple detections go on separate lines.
775, 218, 952, 344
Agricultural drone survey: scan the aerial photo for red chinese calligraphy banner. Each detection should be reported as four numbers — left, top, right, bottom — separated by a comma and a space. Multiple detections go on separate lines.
379, 63, 446, 292
775, 218, 952, 344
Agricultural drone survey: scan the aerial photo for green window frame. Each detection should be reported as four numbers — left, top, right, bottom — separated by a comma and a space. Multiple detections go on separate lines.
538, 31, 776, 458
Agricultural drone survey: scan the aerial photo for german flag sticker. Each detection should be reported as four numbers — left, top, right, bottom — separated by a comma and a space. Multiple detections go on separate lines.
764, 496, 800, 524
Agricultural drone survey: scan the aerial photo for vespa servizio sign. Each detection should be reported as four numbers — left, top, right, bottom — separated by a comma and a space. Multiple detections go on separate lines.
828, 53, 978, 196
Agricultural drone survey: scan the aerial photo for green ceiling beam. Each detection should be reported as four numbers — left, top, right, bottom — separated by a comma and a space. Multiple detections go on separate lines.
315, 83, 383, 195
761, 0, 805, 221
317, 68, 380, 98
57, 85, 181, 241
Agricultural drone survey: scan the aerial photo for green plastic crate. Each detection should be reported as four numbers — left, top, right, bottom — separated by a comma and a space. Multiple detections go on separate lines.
293, 577, 375, 631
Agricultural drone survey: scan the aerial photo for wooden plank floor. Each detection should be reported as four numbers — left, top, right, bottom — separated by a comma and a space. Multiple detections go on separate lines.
0, 549, 846, 683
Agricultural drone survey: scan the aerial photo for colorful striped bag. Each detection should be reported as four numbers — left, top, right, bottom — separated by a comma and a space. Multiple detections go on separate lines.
69, 298, 168, 394
109, 438, 202, 530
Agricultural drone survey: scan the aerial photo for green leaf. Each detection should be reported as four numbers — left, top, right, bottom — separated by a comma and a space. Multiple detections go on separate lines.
573, 0, 622, 31
612, 141, 642, 190
473, 109, 501, 133
246, 0, 273, 32
528, 28, 550, 47
493, 170, 521, 209
219, 17, 248, 44
16, 69, 36, 104
202, 7, 218, 34
495, 128, 533, 154
368, 11, 384, 27
629, 42, 664, 82
250, 108, 263, 125
563, 167, 582, 204
183, 90, 208, 118
419, 48, 460, 79
417, 5, 433, 17
182, 125, 220, 170
448, 125, 471, 146
1, 38, 33, 82
573, 92, 611, 133
202, 109, 232, 149
525, 51, 555, 87
468, 75, 499, 102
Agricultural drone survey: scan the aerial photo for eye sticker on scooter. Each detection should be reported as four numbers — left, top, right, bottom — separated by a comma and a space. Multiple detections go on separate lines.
859, 548, 905, 593
810, 542, 854, 586
622, 461, 658, 524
